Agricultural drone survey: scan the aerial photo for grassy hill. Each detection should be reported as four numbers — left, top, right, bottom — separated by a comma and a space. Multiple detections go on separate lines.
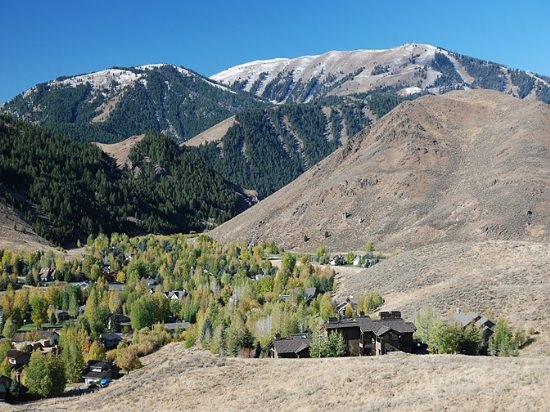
26, 344, 550, 411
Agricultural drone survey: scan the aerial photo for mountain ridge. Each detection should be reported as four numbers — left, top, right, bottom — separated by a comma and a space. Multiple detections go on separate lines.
1, 64, 266, 143
210, 89, 550, 251
211, 43, 550, 104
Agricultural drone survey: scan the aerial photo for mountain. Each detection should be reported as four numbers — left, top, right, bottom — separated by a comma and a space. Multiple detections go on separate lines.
186, 101, 375, 197
210, 90, 550, 251
211, 43, 550, 104
0, 115, 254, 245
0, 64, 265, 143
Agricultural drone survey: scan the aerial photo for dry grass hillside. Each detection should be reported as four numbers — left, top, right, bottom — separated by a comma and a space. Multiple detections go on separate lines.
0, 202, 51, 251
183, 115, 236, 147
335, 240, 550, 355
211, 90, 550, 252
26, 343, 550, 411
95, 134, 144, 168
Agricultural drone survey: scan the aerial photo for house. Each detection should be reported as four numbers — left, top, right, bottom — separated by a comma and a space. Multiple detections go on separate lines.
329, 255, 346, 266
108, 283, 125, 292
164, 290, 187, 300
336, 296, 358, 317
279, 287, 317, 303
325, 311, 416, 356
39, 267, 55, 282
54, 309, 70, 323
452, 310, 495, 340
100, 332, 124, 350
82, 360, 120, 387
6, 350, 31, 368
108, 314, 131, 332
268, 333, 311, 358
352, 256, 362, 266
162, 321, 190, 333
12, 330, 60, 346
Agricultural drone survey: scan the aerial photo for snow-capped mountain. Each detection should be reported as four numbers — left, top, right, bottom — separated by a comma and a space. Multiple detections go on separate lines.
211, 43, 550, 104
1, 64, 264, 143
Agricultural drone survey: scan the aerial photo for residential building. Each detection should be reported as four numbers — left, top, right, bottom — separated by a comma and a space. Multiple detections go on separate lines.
325, 311, 416, 356
268, 333, 311, 358
82, 360, 119, 387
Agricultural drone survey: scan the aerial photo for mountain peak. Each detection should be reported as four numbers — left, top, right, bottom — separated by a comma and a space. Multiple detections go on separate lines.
211, 44, 550, 104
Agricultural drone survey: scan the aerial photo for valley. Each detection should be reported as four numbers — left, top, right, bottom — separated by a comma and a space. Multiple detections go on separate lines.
0, 37, 549, 411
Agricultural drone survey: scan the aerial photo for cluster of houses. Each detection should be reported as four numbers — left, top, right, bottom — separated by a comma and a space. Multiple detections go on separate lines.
268, 300, 497, 358
329, 253, 380, 268
269, 311, 417, 358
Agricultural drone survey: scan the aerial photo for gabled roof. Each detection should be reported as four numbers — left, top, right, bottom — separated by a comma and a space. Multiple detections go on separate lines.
452, 311, 480, 327
325, 316, 416, 335
6, 349, 31, 362
271, 334, 311, 354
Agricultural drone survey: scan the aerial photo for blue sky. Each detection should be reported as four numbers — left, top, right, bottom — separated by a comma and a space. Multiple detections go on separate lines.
1, 0, 549, 103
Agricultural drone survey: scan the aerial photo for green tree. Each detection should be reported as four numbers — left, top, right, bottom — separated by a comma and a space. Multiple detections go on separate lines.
24, 352, 66, 397
489, 318, 518, 356
86, 341, 106, 362
322, 331, 346, 357
457, 325, 483, 355
130, 296, 155, 330
319, 293, 335, 320
2, 318, 17, 339
365, 241, 375, 252
60, 328, 84, 383
344, 303, 354, 318
30, 292, 48, 329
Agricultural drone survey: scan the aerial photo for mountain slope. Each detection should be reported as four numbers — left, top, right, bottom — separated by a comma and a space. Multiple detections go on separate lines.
0, 115, 254, 245
212, 43, 550, 104
1, 64, 265, 143
187, 101, 374, 197
210, 90, 550, 251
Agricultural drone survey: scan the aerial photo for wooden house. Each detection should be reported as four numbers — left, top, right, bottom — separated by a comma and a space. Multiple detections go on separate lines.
324, 312, 416, 356
268, 333, 311, 358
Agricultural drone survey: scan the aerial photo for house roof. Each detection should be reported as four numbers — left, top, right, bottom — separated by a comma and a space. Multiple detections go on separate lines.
6, 349, 31, 362
271, 334, 311, 354
452, 311, 480, 327
86, 360, 114, 370
325, 316, 416, 336
100, 332, 123, 342
82, 369, 115, 380
11, 330, 59, 342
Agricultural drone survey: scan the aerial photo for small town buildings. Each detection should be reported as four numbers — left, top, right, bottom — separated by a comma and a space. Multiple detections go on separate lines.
108, 314, 131, 332
82, 360, 120, 387
100, 332, 124, 350
39, 267, 56, 282
452, 310, 495, 340
325, 312, 416, 356
6, 350, 31, 368
336, 296, 358, 317
268, 333, 311, 358
164, 290, 187, 300
53, 309, 70, 323
12, 330, 60, 346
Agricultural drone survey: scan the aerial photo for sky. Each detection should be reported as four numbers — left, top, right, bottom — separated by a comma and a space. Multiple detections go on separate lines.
1, 0, 549, 103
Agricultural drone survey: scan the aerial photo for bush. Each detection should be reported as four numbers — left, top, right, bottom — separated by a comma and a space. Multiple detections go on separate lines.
116, 343, 142, 372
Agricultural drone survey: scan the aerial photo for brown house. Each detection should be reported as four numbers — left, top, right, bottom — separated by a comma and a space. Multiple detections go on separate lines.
268, 333, 311, 358
325, 311, 416, 356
